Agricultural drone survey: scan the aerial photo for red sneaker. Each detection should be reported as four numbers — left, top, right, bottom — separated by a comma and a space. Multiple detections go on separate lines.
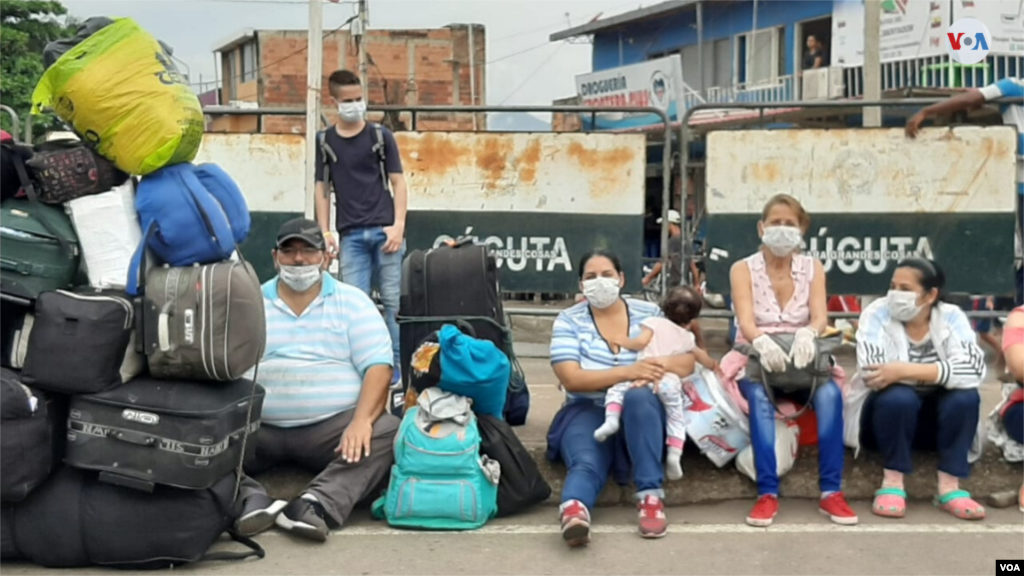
819, 492, 858, 525
637, 495, 668, 538
560, 500, 591, 547
746, 494, 779, 527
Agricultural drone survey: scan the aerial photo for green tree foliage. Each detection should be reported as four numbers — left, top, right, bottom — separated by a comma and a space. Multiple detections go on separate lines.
0, 0, 77, 141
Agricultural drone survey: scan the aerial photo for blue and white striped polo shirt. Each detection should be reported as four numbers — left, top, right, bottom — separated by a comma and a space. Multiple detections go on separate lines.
549, 298, 663, 404
252, 273, 393, 428
980, 77, 1024, 198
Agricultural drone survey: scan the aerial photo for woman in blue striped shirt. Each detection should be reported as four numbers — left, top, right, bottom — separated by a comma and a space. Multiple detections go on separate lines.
547, 250, 697, 547
844, 258, 987, 521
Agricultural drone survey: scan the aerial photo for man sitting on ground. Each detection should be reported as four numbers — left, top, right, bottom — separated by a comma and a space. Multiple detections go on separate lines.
234, 218, 400, 542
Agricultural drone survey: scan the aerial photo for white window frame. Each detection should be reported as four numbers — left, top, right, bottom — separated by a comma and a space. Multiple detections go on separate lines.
737, 26, 783, 87
241, 41, 259, 84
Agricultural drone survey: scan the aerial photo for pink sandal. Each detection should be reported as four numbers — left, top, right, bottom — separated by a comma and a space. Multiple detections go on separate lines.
872, 487, 907, 518
933, 490, 986, 520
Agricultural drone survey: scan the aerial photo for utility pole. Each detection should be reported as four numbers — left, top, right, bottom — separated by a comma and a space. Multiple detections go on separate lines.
304, 0, 324, 220
357, 0, 369, 89
863, 0, 882, 127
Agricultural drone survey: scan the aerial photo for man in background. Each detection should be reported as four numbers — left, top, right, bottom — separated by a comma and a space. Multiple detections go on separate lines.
315, 69, 409, 385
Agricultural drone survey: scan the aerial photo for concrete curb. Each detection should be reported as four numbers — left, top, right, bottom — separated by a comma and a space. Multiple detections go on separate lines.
254, 442, 1022, 507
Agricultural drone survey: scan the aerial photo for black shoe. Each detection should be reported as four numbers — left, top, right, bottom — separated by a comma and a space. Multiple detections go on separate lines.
235, 494, 287, 537
275, 497, 329, 542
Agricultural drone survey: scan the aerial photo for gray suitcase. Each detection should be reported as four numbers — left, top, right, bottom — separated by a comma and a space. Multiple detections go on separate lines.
137, 260, 266, 382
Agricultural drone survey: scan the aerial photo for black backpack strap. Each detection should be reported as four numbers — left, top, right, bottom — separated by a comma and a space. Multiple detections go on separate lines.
318, 129, 337, 197
370, 123, 392, 198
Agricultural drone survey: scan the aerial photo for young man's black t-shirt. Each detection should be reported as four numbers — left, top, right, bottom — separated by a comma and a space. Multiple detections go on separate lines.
314, 123, 403, 234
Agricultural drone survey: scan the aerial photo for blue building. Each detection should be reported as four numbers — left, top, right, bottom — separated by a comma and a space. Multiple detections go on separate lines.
551, 0, 1023, 111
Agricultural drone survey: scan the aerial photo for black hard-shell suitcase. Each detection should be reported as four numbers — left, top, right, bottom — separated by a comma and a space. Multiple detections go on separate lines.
13, 467, 263, 569
0, 367, 61, 503
65, 376, 265, 491
398, 239, 529, 424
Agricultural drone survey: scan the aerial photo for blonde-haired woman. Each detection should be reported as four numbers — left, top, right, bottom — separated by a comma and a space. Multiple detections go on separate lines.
718, 194, 855, 527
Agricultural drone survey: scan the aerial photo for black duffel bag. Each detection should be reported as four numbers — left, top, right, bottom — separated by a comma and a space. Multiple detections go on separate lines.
1, 368, 59, 503
477, 414, 551, 517
13, 467, 263, 569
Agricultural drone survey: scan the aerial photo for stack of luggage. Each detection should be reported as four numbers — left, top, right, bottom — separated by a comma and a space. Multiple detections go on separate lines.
374, 239, 549, 530
1, 16, 268, 570
398, 238, 532, 424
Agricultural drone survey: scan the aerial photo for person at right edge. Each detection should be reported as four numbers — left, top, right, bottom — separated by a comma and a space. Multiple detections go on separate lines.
905, 76, 1024, 307
990, 305, 1024, 512
315, 69, 409, 386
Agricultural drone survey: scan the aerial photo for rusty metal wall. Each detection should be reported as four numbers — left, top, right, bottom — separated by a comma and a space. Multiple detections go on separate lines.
705, 126, 1018, 215
196, 131, 648, 216
194, 133, 306, 213
395, 132, 647, 215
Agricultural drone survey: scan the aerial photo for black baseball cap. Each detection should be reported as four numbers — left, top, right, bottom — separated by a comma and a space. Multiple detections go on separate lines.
276, 218, 326, 250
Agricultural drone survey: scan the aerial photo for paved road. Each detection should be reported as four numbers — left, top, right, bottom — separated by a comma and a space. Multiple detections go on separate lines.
5, 500, 1021, 575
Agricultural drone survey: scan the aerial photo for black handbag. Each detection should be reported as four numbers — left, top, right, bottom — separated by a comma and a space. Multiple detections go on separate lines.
24, 139, 128, 204
21, 289, 134, 394
734, 331, 842, 418
477, 414, 551, 517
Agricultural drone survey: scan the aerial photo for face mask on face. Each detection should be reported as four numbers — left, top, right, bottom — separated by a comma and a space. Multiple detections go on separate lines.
761, 225, 803, 256
279, 264, 323, 293
337, 100, 366, 122
582, 276, 621, 309
887, 289, 925, 322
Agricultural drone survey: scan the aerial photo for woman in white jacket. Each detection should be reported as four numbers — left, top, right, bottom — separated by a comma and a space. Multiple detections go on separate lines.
844, 258, 986, 521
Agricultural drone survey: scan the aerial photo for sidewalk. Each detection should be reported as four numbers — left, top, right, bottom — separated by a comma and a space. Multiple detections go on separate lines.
256, 350, 1022, 507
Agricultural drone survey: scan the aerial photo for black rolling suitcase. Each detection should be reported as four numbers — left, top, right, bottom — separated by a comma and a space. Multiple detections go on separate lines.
398, 239, 529, 424
65, 376, 265, 491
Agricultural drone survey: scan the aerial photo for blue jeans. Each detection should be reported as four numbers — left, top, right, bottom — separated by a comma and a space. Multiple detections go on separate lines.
340, 226, 404, 375
739, 379, 845, 496
559, 388, 665, 509
860, 385, 980, 478
1006, 402, 1024, 445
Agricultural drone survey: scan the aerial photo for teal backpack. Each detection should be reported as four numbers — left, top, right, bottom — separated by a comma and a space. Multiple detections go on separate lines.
372, 404, 498, 530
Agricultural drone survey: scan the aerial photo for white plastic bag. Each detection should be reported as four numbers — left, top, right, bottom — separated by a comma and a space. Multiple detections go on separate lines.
736, 418, 800, 482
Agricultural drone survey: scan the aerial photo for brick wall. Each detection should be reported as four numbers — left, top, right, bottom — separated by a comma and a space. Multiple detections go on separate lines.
551, 96, 582, 132
210, 24, 485, 134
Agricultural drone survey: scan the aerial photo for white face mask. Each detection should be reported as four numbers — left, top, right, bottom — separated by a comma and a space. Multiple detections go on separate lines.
337, 100, 366, 122
279, 264, 323, 293
582, 276, 621, 309
761, 225, 803, 256
887, 289, 925, 322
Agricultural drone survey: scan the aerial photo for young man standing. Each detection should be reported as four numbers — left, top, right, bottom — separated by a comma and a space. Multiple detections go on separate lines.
315, 69, 409, 383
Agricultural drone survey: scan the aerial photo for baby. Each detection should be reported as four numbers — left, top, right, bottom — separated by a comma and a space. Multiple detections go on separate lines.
594, 285, 717, 480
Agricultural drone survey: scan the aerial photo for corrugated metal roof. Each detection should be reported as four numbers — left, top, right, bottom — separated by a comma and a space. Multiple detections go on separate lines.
549, 0, 699, 42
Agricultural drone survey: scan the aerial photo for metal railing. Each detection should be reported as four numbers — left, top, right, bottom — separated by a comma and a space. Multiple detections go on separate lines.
203, 103, 679, 297
686, 54, 1024, 107
677, 97, 1022, 299
0, 106, 20, 141
703, 75, 796, 105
